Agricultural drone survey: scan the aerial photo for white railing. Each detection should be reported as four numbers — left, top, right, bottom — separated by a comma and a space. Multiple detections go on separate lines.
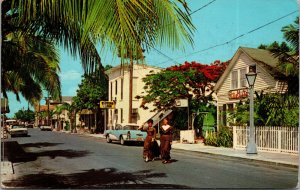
233, 126, 299, 154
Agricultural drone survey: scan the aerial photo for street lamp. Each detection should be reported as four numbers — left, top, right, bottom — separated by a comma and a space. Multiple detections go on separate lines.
245, 69, 257, 154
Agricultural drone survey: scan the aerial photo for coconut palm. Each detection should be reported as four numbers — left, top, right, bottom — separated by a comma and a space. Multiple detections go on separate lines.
59, 102, 77, 133
11, 0, 195, 63
270, 17, 299, 95
2, 0, 61, 104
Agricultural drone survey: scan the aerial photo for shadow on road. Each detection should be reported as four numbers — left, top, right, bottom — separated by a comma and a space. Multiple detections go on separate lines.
1, 141, 90, 163
21, 142, 63, 148
2, 168, 190, 189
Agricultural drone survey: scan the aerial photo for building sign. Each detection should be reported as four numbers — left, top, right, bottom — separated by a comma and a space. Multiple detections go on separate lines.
174, 99, 188, 107
100, 101, 115, 109
228, 89, 249, 99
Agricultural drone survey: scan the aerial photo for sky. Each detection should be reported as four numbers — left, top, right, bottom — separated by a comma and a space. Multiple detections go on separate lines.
5, 0, 299, 118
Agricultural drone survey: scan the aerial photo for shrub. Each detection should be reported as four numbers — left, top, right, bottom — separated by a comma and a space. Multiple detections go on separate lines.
204, 126, 233, 147
64, 121, 70, 131
204, 132, 218, 146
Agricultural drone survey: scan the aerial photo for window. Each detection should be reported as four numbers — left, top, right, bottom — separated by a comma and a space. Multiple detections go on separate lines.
120, 108, 123, 123
110, 82, 113, 101
121, 78, 124, 100
231, 70, 238, 89
240, 68, 247, 87
115, 80, 118, 95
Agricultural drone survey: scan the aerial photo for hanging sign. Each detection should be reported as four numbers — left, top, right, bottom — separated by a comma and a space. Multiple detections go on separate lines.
228, 89, 249, 99
100, 101, 115, 109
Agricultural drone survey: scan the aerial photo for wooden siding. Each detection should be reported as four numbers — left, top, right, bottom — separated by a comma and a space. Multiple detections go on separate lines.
217, 52, 278, 105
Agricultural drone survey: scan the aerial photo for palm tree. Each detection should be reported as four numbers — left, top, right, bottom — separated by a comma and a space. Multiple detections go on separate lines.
2, 0, 61, 104
10, 0, 195, 63
53, 105, 66, 131
270, 17, 299, 95
59, 102, 77, 133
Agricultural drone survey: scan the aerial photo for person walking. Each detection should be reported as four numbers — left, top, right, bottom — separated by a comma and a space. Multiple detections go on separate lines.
160, 118, 173, 164
139, 119, 159, 162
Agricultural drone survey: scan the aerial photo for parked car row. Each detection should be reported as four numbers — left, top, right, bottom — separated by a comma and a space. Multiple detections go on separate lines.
8, 125, 28, 137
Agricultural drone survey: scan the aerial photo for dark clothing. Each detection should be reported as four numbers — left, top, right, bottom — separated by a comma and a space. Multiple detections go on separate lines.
160, 125, 173, 161
141, 127, 158, 159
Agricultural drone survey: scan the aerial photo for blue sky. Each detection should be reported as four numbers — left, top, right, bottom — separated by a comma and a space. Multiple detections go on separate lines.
5, 0, 298, 117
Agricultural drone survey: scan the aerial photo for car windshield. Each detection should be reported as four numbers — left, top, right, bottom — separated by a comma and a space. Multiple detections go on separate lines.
123, 125, 139, 130
12, 125, 25, 129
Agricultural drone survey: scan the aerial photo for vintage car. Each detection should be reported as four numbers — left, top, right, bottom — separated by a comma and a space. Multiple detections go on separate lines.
40, 125, 52, 131
104, 123, 147, 145
9, 125, 28, 137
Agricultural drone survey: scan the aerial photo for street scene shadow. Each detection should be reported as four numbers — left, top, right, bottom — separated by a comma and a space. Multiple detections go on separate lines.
21, 142, 63, 148
1, 141, 90, 163
2, 168, 191, 189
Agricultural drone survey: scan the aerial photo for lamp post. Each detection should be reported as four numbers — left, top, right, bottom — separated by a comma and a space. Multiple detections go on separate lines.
245, 70, 257, 154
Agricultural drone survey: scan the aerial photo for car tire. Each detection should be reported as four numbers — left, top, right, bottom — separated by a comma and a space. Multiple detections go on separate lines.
106, 135, 112, 143
120, 136, 125, 145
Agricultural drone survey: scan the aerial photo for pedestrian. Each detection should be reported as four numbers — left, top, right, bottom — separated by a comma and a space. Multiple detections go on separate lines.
160, 118, 173, 164
138, 119, 159, 162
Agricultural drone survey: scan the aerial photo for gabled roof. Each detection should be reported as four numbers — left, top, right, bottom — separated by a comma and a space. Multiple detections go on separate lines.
214, 47, 286, 92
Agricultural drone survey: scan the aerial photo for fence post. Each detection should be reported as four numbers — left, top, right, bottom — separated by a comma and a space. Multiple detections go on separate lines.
278, 127, 281, 153
233, 126, 237, 149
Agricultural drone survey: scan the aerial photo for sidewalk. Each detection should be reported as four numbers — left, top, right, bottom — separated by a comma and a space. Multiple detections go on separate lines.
81, 132, 298, 168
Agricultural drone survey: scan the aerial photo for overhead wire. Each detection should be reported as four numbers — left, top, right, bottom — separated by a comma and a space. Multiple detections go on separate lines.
152, 10, 298, 67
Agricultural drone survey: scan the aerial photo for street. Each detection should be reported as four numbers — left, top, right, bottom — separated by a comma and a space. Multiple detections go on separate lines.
1, 128, 298, 189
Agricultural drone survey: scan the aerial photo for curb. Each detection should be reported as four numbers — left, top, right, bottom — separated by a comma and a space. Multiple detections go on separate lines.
172, 148, 298, 169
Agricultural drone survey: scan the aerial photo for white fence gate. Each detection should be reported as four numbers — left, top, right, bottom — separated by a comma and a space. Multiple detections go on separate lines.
233, 126, 299, 154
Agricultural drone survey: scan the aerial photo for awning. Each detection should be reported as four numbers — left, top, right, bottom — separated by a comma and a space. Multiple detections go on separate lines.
80, 109, 94, 115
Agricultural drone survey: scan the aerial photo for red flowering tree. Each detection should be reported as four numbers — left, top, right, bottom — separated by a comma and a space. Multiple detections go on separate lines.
137, 60, 229, 112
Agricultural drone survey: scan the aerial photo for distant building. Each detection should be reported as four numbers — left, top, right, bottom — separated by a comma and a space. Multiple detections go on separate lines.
34, 96, 80, 131
105, 64, 162, 128
213, 47, 288, 127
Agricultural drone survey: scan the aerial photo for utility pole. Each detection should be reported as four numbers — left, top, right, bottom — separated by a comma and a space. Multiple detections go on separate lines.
128, 54, 133, 123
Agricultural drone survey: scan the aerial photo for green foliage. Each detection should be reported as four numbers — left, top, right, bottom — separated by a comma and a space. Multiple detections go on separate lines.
64, 121, 70, 131
73, 68, 108, 111
257, 17, 299, 96
204, 132, 218, 147
229, 93, 299, 127
14, 109, 35, 122
204, 126, 233, 147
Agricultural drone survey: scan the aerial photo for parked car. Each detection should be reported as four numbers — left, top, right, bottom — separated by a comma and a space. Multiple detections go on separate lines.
9, 125, 28, 137
25, 123, 34, 128
40, 125, 52, 131
104, 123, 147, 145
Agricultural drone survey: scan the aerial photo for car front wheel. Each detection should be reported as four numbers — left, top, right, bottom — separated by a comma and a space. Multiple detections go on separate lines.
106, 135, 112, 143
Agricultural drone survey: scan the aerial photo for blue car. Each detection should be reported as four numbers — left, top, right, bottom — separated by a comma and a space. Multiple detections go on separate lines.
104, 123, 147, 145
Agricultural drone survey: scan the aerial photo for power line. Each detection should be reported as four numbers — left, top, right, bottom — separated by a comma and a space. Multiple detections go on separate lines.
189, 0, 216, 16
154, 10, 298, 67
149, 1, 217, 64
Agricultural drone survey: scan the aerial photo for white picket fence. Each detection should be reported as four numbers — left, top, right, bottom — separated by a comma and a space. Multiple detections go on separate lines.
233, 126, 299, 154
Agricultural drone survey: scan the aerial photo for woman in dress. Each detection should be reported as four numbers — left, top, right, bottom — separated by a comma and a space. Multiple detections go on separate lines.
139, 119, 158, 162
160, 118, 173, 164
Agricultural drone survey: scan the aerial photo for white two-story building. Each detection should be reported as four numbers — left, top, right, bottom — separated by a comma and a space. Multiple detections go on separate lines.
106, 64, 162, 128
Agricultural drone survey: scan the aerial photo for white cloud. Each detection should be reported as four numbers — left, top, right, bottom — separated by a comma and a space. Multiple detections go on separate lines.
59, 70, 82, 81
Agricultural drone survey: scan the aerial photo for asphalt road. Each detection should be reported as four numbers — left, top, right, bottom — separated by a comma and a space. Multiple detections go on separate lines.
1, 128, 298, 189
